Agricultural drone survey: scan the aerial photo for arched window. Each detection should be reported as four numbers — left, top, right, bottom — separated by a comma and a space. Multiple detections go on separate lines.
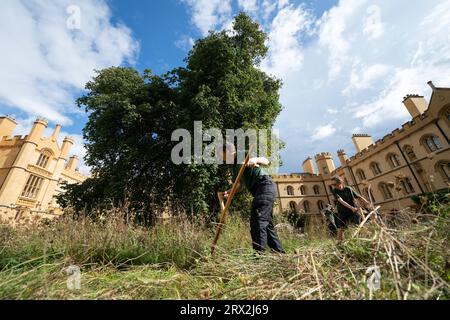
435, 161, 450, 181
379, 182, 393, 200
422, 135, 443, 152
370, 162, 383, 176
403, 145, 417, 161
317, 200, 325, 211
300, 186, 306, 195
387, 153, 401, 168
356, 169, 366, 182
36, 151, 51, 168
313, 185, 320, 195
289, 201, 297, 212
400, 178, 415, 195
303, 201, 310, 213
287, 186, 294, 196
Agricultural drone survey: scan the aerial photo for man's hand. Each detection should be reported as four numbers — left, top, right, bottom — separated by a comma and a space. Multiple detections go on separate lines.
223, 189, 232, 199
246, 159, 260, 168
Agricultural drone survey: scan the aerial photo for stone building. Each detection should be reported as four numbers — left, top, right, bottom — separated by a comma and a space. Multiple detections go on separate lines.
0, 117, 87, 222
273, 81, 449, 214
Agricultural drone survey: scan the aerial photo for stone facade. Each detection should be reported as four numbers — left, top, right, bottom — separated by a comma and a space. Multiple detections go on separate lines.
273, 82, 450, 215
0, 117, 87, 223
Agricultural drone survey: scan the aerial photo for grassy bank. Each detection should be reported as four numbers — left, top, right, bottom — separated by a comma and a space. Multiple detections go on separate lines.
0, 208, 449, 300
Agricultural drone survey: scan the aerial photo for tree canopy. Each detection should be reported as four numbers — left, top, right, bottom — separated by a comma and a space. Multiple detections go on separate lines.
58, 13, 283, 223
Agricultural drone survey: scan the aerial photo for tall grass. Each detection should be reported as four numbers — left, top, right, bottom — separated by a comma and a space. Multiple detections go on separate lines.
0, 205, 448, 300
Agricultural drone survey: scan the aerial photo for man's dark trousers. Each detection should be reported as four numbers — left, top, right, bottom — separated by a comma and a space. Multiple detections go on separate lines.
250, 176, 284, 253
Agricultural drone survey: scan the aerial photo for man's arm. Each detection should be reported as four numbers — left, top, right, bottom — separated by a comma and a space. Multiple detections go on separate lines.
336, 196, 359, 213
248, 157, 270, 167
223, 181, 241, 199
356, 195, 374, 210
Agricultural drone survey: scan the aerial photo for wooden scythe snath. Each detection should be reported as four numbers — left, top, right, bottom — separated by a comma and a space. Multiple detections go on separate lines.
211, 146, 254, 255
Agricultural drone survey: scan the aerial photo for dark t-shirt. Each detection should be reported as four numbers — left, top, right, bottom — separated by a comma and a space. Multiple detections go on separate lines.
332, 186, 360, 212
231, 164, 265, 192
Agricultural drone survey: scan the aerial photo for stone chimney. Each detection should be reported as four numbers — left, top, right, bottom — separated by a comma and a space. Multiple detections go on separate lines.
51, 124, 62, 142
302, 157, 316, 174
352, 134, 373, 153
337, 149, 348, 167
61, 137, 74, 159
402, 94, 428, 118
0, 116, 17, 138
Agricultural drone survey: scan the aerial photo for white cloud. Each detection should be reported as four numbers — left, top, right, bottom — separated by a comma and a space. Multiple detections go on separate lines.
311, 124, 336, 141
182, 0, 233, 36
0, 0, 138, 125
175, 35, 195, 51
0, 0, 139, 175
327, 108, 338, 115
183, 0, 450, 173
237, 0, 259, 13
362, 5, 385, 40
261, 4, 313, 78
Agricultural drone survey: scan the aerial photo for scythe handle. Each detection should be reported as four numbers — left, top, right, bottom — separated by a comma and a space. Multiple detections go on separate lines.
211, 145, 254, 255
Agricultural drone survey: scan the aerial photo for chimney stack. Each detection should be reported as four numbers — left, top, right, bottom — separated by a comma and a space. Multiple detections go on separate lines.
51, 124, 62, 141
352, 134, 373, 153
302, 157, 316, 174
337, 149, 348, 167
61, 137, 74, 159
0, 116, 17, 139
402, 94, 428, 118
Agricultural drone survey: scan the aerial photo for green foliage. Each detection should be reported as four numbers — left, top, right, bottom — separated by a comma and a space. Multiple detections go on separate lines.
58, 13, 283, 222
283, 210, 306, 230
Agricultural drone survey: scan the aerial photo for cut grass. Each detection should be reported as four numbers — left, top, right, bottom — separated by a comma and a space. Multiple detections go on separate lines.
0, 209, 449, 300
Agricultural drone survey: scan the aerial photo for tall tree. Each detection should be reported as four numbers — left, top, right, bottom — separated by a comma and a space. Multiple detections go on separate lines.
59, 13, 283, 222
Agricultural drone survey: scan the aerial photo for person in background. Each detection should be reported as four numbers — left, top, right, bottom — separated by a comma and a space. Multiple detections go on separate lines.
331, 176, 373, 242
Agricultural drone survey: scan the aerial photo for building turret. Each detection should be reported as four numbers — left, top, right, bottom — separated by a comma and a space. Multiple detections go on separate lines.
61, 137, 74, 159
302, 157, 316, 174
315, 152, 335, 176
51, 124, 62, 142
352, 134, 373, 153
337, 149, 348, 167
0, 116, 17, 139
402, 94, 428, 118
28, 117, 48, 144
66, 155, 79, 171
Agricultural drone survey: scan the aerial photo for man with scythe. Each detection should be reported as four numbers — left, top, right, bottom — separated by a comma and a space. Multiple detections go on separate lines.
218, 142, 285, 253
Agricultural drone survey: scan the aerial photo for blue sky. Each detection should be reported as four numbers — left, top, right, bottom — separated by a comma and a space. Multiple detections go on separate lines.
1, 0, 450, 175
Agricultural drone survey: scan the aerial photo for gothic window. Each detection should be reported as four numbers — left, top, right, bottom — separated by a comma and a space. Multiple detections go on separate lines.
36, 152, 50, 168
436, 161, 450, 181
422, 135, 443, 153
317, 200, 325, 211
287, 186, 294, 196
379, 182, 393, 200
387, 153, 401, 168
21, 174, 44, 199
370, 162, 383, 176
303, 201, 310, 213
289, 201, 297, 212
300, 186, 306, 195
400, 178, 415, 195
313, 185, 320, 195
356, 169, 366, 181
